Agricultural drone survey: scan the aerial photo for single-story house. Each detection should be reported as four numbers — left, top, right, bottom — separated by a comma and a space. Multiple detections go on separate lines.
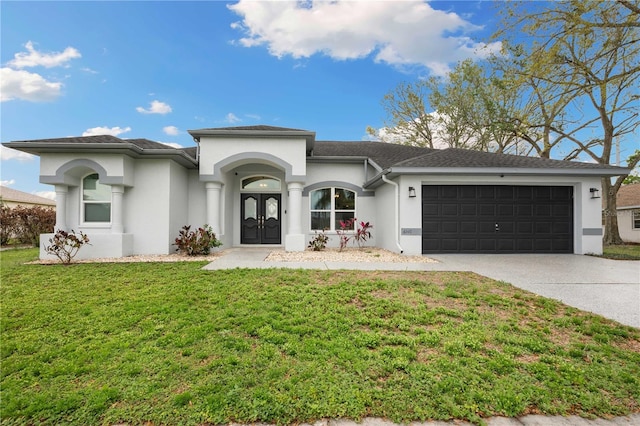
614, 184, 640, 243
0, 185, 56, 209
3, 125, 629, 260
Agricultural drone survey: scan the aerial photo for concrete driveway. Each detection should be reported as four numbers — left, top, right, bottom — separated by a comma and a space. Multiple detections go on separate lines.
427, 254, 640, 328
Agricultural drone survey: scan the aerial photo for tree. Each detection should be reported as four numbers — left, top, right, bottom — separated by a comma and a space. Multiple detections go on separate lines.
427, 59, 524, 153
367, 81, 436, 147
496, 0, 640, 244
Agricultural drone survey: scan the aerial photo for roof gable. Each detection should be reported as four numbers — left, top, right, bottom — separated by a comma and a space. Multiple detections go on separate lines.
0, 186, 56, 206
617, 184, 640, 208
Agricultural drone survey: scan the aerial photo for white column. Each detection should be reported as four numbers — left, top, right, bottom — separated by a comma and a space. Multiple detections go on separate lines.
111, 185, 124, 233
285, 182, 305, 251
287, 182, 303, 234
206, 182, 222, 235
54, 184, 68, 231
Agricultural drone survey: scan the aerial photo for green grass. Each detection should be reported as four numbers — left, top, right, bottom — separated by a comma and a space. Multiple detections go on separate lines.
601, 244, 640, 260
2, 249, 639, 425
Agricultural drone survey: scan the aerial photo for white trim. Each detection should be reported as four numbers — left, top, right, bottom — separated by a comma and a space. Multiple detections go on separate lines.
309, 187, 357, 231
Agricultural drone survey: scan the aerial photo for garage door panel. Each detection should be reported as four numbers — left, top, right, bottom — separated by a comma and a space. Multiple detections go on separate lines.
459, 239, 478, 251
442, 204, 458, 215
460, 222, 477, 233
535, 205, 552, 217
479, 204, 496, 216
516, 239, 534, 251
423, 221, 440, 233
497, 239, 515, 251
517, 222, 534, 234
423, 185, 573, 254
441, 239, 459, 251
441, 187, 458, 198
479, 222, 496, 233
478, 187, 495, 199
496, 186, 514, 199
423, 204, 439, 216
442, 222, 458, 233
498, 204, 514, 216
460, 204, 477, 215
517, 205, 533, 217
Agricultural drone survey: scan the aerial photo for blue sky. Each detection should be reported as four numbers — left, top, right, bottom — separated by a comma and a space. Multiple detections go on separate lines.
0, 1, 634, 199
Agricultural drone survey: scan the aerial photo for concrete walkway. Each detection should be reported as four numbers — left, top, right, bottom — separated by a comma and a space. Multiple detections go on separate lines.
206, 249, 640, 426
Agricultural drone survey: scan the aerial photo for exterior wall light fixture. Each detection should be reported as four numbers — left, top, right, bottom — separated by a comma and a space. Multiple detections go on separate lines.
408, 187, 417, 198
590, 188, 601, 199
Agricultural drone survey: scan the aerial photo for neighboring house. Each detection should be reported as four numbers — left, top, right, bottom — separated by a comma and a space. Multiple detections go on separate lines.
615, 184, 640, 243
0, 185, 56, 209
3, 125, 629, 260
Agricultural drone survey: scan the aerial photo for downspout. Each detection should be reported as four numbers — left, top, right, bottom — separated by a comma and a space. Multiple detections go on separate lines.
193, 136, 201, 161
381, 174, 403, 253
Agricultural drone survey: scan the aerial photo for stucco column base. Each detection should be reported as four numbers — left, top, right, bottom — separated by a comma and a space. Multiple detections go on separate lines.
285, 234, 306, 252
40, 233, 133, 261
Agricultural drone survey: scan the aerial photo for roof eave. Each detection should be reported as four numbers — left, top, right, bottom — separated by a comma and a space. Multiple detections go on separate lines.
189, 128, 316, 153
3, 142, 199, 168
388, 166, 630, 177
363, 166, 631, 189
306, 155, 369, 164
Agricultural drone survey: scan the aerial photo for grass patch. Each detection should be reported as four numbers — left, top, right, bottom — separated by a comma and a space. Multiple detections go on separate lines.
2, 249, 639, 425
601, 244, 640, 260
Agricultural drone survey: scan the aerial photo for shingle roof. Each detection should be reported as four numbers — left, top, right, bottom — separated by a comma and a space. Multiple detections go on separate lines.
0, 186, 56, 206
196, 125, 310, 132
312, 141, 435, 169
393, 147, 618, 171
617, 184, 640, 208
11, 135, 124, 145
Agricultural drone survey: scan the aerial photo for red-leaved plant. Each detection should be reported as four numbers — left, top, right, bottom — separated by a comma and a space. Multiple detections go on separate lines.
336, 218, 373, 251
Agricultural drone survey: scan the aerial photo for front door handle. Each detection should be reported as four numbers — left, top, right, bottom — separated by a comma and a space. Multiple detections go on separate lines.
495, 222, 500, 232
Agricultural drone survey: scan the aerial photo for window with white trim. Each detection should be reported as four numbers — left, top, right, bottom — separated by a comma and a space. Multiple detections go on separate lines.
633, 210, 640, 230
310, 187, 356, 231
82, 173, 111, 223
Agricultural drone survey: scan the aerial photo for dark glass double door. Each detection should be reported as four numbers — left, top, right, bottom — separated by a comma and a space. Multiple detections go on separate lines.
241, 193, 281, 244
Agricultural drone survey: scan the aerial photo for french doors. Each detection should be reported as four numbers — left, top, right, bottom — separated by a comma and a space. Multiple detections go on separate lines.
240, 193, 281, 244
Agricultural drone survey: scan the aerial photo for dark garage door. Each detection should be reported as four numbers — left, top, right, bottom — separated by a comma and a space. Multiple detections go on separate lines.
422, 185, 573, 254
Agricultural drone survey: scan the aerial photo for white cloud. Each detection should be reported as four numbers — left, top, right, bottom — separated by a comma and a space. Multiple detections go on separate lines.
81, 67, 98, 74
225, 113, 241, 123
34, 191, 56, 201
160, 142, 183, 149
82, 126, 132, 137
136, 100, 172, 115
163, 125, 180, 136
0, 67, 63, 102
228, 0, 501, 76
8, 41, 81, 69
0, 145, 36, 162
1, 179, 16, 186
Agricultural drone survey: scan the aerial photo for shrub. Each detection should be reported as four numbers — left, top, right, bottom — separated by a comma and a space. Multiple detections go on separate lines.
308, 230, 329, 251
336, 218, 373, 251
0, 205, 55, 246
0, 205, 18, 245
44, 229, 90, 264
174, 225, 222, 256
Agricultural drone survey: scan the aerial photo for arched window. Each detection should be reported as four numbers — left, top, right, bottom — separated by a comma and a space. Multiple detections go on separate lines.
241, 176, 281, 191
310, 188, 355, 231
82, 173, 111, 223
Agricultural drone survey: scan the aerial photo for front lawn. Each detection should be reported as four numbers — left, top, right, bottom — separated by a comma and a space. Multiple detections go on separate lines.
1, 249, 639, 425
602, 244, 640, 260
